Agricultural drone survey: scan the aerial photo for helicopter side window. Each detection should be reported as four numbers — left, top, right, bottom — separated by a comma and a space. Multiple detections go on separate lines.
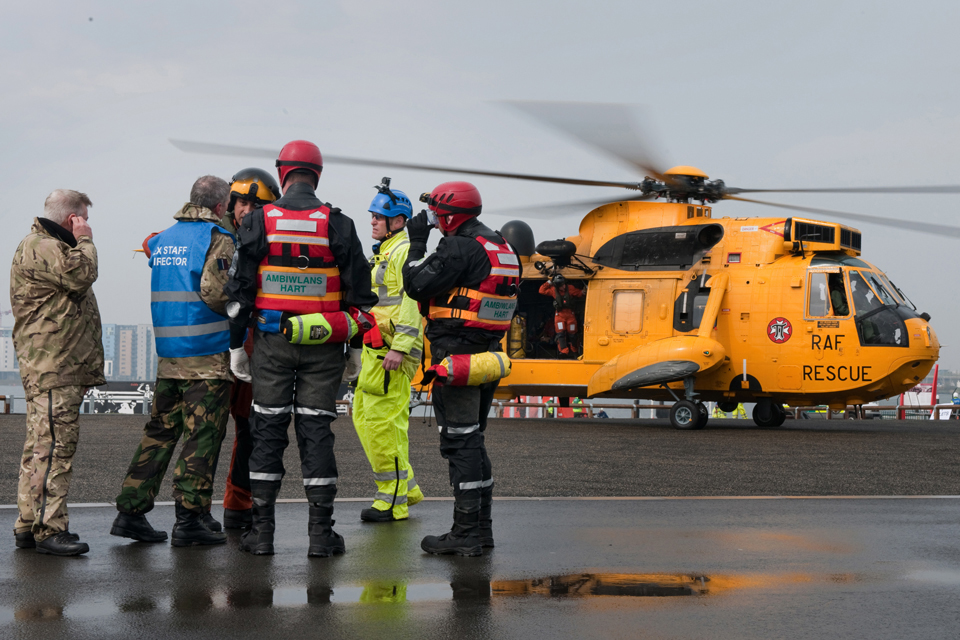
828, 272, 849, 316
807, 272, 831, 317
612, 291, 644, 334
691, 294, 710, 328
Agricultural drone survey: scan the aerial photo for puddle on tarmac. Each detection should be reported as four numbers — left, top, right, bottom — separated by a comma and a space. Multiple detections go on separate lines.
0, 571, 868, 621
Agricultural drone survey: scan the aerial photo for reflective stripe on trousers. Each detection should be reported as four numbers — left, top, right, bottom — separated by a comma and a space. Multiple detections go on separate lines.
250, 472, 282, 482
303, 477, 338, 486
443, 423, 480, 435
459, 478, 495, 491
252, 403, 293, 415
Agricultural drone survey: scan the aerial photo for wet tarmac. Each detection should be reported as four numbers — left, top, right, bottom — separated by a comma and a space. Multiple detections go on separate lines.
3, 498, 960, 639
4, 414, 960, 637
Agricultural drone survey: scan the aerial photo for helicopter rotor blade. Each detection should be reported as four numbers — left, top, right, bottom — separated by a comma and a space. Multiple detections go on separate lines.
726, 185, 960, 195
501, 101, 669, 181
726, 195, 960, 238
169, 139, 639, 190
486, 194, 657, 218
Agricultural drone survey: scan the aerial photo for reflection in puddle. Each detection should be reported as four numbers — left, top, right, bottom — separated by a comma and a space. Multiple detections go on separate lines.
1, 571, 866, 621
494, 573, 703, 597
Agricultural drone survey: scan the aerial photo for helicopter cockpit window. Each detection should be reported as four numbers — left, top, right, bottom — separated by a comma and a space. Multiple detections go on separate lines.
866, 272, 898, 306
848, 271, 883, 316
848, 270, 908, 347
807, 272, 831, 317
612, 291, 644, 334
878, 274, 906, 305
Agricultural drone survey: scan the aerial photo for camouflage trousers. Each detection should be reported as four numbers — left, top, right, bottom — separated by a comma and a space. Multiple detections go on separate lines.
116, 378, 230, 515
14, 386, 86, 542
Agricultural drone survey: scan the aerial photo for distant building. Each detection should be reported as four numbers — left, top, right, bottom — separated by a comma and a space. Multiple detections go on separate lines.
0, 328, 18, 372
102, 324, 116, 379
111, 324, 157, 381
136, 324, 156, 381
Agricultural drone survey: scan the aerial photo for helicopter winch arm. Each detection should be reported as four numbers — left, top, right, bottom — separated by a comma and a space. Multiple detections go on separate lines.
168, 139, 640, 190
726, 196, 960, 238
697, 273, 729, 340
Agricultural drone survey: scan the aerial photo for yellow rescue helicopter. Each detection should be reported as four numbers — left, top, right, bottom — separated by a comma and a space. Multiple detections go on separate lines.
171, 102, 957, 429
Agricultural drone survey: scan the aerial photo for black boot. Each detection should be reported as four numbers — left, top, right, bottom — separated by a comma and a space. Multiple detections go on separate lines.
240, 481, 280, 556
111, 512, 168, 542
202, 509, 222, 533
15, 531, 36, 549
224, 508, 253, 530
17, 530, 78, 548
421, 497, 483, 557
171, 503, 227, 547
360, 507, 396, 523
35, 531, 89, 556
307, 489, 344, 558
479, 484, 494, 548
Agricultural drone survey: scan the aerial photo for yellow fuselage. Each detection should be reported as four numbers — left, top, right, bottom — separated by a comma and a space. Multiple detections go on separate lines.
496, 200, 939, 408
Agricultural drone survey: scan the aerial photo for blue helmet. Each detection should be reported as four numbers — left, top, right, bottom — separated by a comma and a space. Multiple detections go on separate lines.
369, 177, 413, 219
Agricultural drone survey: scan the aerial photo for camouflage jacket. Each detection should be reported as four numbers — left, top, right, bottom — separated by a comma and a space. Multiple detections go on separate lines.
11, 218, 105, 398
155, 204, 235, 381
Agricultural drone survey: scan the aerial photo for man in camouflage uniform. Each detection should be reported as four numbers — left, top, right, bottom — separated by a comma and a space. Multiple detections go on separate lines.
111, 176, 235, 547
11, 189, 105, 556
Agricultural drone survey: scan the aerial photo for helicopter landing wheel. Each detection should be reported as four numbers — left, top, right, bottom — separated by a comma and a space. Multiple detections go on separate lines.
671, 400, 701, 430
753, 399, 786, 428
695, 401, 709, 430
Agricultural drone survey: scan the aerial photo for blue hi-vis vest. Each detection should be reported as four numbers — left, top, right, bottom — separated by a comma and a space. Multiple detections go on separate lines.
148, 220, 233, 358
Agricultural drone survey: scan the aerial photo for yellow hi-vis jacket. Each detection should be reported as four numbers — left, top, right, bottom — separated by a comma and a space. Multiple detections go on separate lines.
369, 231, 423, 380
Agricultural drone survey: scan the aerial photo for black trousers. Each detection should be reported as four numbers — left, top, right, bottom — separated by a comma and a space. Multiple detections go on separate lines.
247, 329, 346, 497
430, 343, 498, 502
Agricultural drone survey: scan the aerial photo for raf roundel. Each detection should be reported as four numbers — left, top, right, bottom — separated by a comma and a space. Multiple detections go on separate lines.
767, 317, 792, 343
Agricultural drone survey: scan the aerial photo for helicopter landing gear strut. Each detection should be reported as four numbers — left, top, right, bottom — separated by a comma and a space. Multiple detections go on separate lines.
663, 378, 708, 430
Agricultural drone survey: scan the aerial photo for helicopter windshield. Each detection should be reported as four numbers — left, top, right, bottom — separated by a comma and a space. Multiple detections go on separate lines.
848, 270, 909, 347
882, 274, 917, 310
848, 271, 883, 315
865, 272, 898, 306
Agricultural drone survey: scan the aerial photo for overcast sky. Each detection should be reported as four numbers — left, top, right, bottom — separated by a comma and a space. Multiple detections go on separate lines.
2, 1, 958, 368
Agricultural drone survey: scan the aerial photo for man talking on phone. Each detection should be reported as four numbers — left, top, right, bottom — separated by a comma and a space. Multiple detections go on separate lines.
10, 189, 105, 556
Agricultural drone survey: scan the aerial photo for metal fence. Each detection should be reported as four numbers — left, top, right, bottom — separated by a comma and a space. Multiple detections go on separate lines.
1, 394, 956, 422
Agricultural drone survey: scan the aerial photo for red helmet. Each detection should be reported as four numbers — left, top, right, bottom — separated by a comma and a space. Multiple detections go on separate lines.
276, 140, 323, 188
421, 181, 482, 234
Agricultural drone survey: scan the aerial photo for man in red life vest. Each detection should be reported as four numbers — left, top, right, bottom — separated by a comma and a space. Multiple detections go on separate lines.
224, 141, 377, 557
403, 181, 521, 556
538, 274, 585, 356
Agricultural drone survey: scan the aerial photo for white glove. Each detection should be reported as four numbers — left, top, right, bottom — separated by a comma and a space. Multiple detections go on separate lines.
342, 347, 362, 383
230, 347, 252, 383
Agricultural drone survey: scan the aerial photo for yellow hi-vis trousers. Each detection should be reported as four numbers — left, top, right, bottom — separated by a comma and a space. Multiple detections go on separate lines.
352, 346, 424, 518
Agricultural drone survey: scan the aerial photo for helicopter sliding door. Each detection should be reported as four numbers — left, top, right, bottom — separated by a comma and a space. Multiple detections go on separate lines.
584, 277, 679, 363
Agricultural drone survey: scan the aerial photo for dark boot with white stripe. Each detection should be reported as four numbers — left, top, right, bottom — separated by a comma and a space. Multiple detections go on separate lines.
240, 481, 280, 556
479, 485, 494, 548
306, 489, 344, 558
421, 497, 483, 557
